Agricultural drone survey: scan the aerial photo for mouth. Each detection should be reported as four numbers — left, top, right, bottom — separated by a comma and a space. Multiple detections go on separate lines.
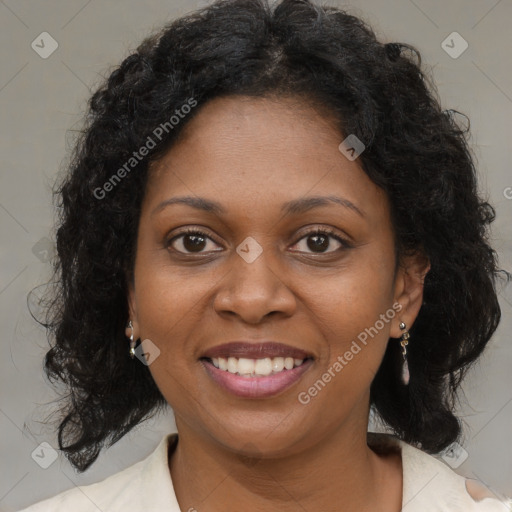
199, 341, 315, 398
201, 341, 314, 361
202, 355, 312, 376
200, 357, 314, 398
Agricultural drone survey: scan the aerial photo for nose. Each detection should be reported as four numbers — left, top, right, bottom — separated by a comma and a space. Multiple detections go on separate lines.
213, 241, 297, 324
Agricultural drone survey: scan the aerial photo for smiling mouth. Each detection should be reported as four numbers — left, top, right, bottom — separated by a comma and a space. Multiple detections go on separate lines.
200, 356, 314, 398
201, 356, 312, 378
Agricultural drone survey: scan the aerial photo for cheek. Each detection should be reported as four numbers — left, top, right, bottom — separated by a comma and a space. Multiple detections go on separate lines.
132, 250, 230, 391
308, 247, 396, 376
133, 240, 219, 334
132, 262, 206, 411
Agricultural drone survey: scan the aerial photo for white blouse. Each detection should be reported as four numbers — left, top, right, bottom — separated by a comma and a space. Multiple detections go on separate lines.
16, 432, 512, 511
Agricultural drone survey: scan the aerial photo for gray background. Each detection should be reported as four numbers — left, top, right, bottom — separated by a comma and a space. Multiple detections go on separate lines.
1, 0, 511, 510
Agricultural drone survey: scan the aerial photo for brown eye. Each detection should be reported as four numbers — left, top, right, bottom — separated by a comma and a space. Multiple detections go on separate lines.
290, 228, 350, 254
168, 229, 222, 254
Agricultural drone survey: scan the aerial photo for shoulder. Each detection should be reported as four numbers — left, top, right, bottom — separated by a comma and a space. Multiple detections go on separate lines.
16, 434, 181, 512
368, 432, 512, 512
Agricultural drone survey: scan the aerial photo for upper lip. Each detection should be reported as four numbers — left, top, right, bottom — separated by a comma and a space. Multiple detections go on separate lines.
201, 342, 314, 360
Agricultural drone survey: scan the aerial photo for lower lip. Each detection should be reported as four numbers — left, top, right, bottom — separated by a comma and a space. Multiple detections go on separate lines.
201, 358, 314, 398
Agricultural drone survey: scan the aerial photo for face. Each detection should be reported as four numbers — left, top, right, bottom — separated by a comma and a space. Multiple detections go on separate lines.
127, 95, 427, 457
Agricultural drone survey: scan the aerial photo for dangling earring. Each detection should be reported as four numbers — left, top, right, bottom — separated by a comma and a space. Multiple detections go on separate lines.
399, 321, 410, 385
128, 320, 136, 359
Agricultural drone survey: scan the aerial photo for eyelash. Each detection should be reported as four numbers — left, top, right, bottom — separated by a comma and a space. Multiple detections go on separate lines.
166, 226, 352, 255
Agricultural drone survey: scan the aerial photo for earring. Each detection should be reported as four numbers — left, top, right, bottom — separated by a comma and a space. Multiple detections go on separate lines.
128, 321, 136, 359
399, 321, 410, 385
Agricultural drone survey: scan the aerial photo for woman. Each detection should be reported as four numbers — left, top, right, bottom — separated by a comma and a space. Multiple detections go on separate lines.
18, 0, 511, 510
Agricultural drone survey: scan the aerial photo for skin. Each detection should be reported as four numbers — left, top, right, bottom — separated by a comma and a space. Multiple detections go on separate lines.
126, 95, 430, 512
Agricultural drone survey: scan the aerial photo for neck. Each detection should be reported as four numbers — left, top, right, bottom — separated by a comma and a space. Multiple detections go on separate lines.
168, 415, 402, 512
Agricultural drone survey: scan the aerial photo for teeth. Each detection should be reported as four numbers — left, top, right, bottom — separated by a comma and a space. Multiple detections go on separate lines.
254, 358, 273, 376
210, 356, 306, 376
272, 357, 284, 372
227, 357, 238, 374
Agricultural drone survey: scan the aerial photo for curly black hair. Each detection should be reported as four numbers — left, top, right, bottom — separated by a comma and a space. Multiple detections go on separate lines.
35, 0, 503, 472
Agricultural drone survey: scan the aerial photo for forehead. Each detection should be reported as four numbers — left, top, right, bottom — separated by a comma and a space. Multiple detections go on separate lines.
143, 95, 388, 224
150, 95, 342, 175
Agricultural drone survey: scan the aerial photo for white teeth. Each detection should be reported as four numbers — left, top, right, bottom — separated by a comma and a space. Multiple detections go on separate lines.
227, 357, 238, 373
238, 357, 255, 375
272, 357, 284, 372
209, 356, 306, 376
254, 358, 273, 376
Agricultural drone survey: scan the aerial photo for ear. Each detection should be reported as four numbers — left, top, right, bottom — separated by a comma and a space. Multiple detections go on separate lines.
125, 279, 139, 339
390, 251, 430, 338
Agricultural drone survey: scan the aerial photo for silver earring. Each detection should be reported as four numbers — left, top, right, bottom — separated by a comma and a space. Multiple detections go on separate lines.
399, 321, 410, 385
128, 321, 136, 359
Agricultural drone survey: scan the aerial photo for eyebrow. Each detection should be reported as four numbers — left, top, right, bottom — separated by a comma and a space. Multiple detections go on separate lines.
151, 194, 365, 218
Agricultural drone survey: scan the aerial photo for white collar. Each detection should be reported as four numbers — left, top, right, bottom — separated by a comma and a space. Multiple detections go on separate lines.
30, 432, 509, 511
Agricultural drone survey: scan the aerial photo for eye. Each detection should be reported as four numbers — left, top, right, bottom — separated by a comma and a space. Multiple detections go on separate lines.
167, 227, 351, 255
167, 228, 222, 254
290, 228, 350, 254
